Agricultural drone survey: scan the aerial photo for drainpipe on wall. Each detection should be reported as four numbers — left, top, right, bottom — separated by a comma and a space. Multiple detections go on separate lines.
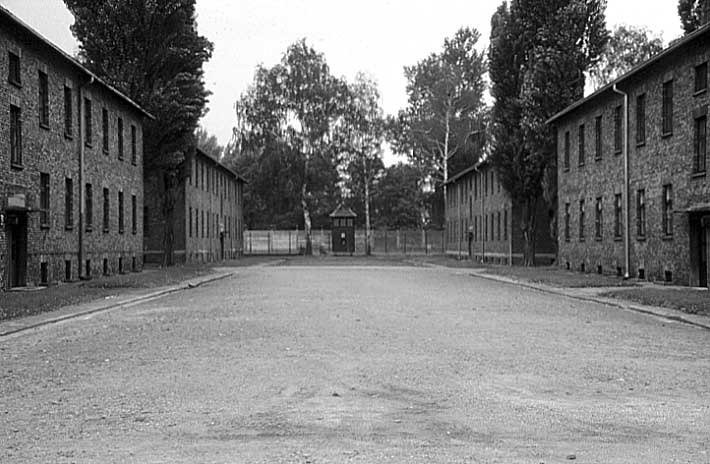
78, 76, 94, 278
613, 83, 631, 279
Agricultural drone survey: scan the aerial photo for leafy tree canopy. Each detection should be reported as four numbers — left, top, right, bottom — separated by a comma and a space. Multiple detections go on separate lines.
678, 0, 709, 34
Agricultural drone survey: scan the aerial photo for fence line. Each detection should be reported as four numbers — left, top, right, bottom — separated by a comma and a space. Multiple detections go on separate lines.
244, 229, 448, 256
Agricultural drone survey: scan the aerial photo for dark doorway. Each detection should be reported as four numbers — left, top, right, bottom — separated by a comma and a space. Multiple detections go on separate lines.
220, 232, 224, 260
7, 212, 28, 288
699, 220, 707, 287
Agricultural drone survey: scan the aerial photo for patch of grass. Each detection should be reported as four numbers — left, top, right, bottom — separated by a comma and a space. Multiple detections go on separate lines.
0, 263, 214, 321
601, 288, 710, 316
484, 266, 637, 288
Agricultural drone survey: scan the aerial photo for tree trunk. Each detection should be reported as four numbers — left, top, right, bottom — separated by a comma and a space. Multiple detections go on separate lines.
161, 169, 178, 267
301, 181, 312, 256
442, 107, 451, 249
521, 196, 538, 267
363, 158, 371, 256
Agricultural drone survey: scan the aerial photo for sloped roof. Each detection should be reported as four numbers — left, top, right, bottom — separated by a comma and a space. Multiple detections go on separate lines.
0, 5, 153, 120
195, 148, 247, 183
329, 204, 357, 218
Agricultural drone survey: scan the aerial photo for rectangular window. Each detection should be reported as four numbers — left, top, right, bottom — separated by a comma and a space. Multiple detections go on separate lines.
484, 215, 487, 241
636, 189, 646, 238
614, 194, 623, 238
103, 187, 110, 232
662, 184, 673, 236
695, 62, 707, 93
579, 199, 585, 240
102, 108, 109, 154
118, 191, 124, 234
662, 80, 673, 136
85, 183, 93, 231
10, 105, 22, 166
564, 203, 570, 242
614, 105, 622, 153
84, 98, 92, 146
144, 207, 149, 235
117, 117, 124, 160
497, 212, 501, 241
39, 71, 49, 128
195, 208, 199, 238
8, 51, 21, 85
595, 197, 603, 239
578, 124, 585, 166
64, 86, 73, 137
131, 195, 137, 234
503, 209, 508, 241
40, 173, 50, 228
694, 115, 706, 173
636, 93, 645, 145
65, 177, 73, 230
594, 116, 602, 160
131, 125, 137, 165
564, 131, 570, 170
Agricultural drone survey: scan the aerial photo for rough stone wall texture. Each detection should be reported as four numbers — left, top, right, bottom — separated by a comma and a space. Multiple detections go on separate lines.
447, 163, 556, 264
0, 16, 144, 289
555, 38, 710, 285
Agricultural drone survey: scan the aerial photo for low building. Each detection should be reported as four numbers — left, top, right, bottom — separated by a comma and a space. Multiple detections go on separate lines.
548, 23, 710, 286
445, 160, 555, 264
0, 6, 151, 289
144, 148, 245, 263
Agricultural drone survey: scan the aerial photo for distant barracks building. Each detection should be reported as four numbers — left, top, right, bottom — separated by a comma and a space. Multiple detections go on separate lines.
144, 148, 245, 263
0, 7, 151, 290
446, 160, 555, 264
548, 23, 710, 287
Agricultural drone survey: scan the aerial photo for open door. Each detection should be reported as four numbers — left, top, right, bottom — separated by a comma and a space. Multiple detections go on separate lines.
7, 212, 28, 288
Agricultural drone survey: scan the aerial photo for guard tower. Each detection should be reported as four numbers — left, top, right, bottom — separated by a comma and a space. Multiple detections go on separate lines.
329, 205, 356, 255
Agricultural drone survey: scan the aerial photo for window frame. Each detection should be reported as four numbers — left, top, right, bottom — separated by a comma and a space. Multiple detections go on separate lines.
10, 104, 22, 168
564, 202, 571, 242
578, 123, 585, 166
662, 184, 673, 237
65, 177, 74, 230
8, 51, 21, 86
102, 108, 109, 154
64, 86, 73, 139
563, 131, 570, 170
85, 183, 93, 232
614, 105, 623, 154
662, 80, 673, 137
118, 191, 124, 234
595, 197, 603, 240
614, 194, 623, 238
579, 199, 585, 241
84, 97, 93, 147
695, 61, 707, 94
103, 187, 110, 233
694, 114, 707, 174
131, 124, 137, 165
636, 189, 646, 238
38, 71, 49, 129
594, 115, 602, 160
40, 173, 50, 228
636, 93, 646, 146
131, 194, 137, 234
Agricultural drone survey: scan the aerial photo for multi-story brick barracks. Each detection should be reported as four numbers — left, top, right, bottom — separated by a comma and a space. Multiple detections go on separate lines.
445, 159, 556, 264
0, 6, 151, 290
548, 23, 710, 287
144, 148, 245, 264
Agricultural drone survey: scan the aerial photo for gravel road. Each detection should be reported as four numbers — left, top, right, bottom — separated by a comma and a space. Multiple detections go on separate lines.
1, 264, 709, 463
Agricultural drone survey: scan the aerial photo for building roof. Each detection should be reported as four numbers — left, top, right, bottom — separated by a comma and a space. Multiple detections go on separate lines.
195, 148, 247, 183
329, 204, 357, 218
0, 5, 154, 120
445, 157, 490, 185
547, 22, 710, 125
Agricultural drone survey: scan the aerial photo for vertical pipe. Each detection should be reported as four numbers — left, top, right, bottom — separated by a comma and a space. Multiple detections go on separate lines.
613, 84, 631, 279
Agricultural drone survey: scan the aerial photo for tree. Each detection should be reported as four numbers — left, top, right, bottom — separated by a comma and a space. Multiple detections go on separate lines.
397, 27, 487, 226
228, 40, 346, 250
489, 0, 608, 265
589, 25, 664, 90
371, 163, 430, 229
195, 126, 224, 161
678, 0, 710, 34
64, 0, 213, 266
341, 73, 385, 254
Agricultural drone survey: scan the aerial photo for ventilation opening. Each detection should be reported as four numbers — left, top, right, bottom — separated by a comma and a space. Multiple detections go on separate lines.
665, 270, 673, 283
580, 262, 586, 273
118, 257, 124, 274
132, 257, 137, 272
103, 258, 109, 276
616, 266, 622, 277
85, 260, 91, 278
597, 265, 603, 275
566, 261, 570, 270
40, 262, 48, 286
65, 260, 72, 281
638, 268, 645, 280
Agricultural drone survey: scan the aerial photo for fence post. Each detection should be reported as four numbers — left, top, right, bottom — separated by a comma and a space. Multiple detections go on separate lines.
403, 230, 407, 255
249, 231, 252, 254
441, 230, 445, 254
289, 230, 292, 255
268, 230, 272, 255
425, 229, 428, 255
384, 230, 388, 254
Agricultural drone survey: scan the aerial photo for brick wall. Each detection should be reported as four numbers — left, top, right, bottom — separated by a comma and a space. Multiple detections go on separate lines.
0, 14, 145, 289
555, 33, 710, 285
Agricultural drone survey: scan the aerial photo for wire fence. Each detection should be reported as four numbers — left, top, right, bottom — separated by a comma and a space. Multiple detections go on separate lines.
243, 229, 448, 256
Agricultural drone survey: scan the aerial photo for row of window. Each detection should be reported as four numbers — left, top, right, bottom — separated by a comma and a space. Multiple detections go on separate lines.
39, 256, 140, 285
7, 51, 138, 168
563, 184, 673, 242
38, 173, 138, 234
449, 209, 508, 243
190, 156, 239, 201
563, 62, 708, 173
448, 170, 502, 209
187, 206, 238, 240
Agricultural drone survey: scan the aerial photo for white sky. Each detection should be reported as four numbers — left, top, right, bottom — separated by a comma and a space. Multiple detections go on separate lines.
2, 0, 684, 164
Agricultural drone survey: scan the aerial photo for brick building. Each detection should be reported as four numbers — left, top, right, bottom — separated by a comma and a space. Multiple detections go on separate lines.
445, 159, 556, 264
0, 6, 151, 290
144, 148, 245, 263
548, 24, 710, 286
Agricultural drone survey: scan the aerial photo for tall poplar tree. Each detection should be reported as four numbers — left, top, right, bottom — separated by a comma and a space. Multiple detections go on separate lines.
64, 0, 213, 265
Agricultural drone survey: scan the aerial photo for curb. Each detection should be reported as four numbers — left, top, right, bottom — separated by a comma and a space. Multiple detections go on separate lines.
468, 270, 710, 331
0, 272, 234, 338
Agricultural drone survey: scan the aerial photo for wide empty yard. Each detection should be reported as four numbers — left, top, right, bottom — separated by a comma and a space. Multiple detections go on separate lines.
1, 263, 709, 463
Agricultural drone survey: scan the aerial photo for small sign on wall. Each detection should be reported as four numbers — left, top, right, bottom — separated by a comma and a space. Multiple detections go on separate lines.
7, 193, 26, 210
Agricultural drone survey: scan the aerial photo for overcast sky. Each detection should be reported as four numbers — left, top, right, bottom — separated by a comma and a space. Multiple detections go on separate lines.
2, 0, 683, 159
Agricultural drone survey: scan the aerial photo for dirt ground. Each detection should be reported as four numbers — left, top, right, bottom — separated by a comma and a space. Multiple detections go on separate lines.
1, 264, 709, 463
